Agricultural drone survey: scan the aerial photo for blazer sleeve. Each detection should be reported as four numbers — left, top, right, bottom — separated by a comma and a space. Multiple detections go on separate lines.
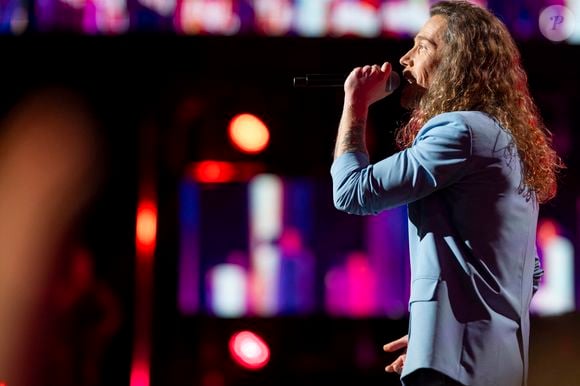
331, 112, 472, 215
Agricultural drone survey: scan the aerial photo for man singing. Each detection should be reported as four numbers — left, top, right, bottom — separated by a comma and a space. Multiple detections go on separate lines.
330, 1, 563, 385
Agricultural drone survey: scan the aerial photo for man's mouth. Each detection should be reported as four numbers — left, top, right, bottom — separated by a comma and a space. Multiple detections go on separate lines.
403, 70, 416, 84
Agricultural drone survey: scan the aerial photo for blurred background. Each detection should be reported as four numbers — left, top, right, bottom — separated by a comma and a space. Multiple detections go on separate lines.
0, 0, 578, 386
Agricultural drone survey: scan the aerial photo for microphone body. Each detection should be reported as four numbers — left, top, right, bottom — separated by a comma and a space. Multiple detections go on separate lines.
293, 71, 400, 93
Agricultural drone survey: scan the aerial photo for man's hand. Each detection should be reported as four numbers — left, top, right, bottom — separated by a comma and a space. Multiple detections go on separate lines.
344, 61, 393, 108
383, 334, 408, 374
334, 61, 393, 160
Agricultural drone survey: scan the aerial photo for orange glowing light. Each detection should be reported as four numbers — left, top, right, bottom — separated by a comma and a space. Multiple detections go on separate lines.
136, 200, 157, 256
537, 218, 558, 248
228, 113, 270, 154
228, 330, 270, 370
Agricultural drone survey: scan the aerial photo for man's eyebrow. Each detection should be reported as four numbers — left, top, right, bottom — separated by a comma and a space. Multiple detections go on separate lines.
415, 35, 437, 47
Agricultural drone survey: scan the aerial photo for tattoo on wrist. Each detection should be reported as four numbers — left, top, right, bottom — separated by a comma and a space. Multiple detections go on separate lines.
340, 119, 366, 153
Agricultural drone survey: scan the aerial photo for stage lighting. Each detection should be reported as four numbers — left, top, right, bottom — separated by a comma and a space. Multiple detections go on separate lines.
228, 113, 270, 154
228, 330, 270, 370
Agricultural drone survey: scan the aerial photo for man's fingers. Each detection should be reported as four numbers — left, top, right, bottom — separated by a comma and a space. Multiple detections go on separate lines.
383, 335, 408, 352
385, 356, 401, 372
385, 354, 406, 373
381, 61, 392, 73
384, 336, 408, 375
396, 354, 406, 373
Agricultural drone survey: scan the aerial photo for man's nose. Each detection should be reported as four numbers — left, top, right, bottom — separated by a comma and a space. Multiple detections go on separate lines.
400, 51, 411, 67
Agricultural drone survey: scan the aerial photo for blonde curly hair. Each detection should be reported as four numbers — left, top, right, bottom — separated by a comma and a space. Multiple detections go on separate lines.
396, 0, 564, 203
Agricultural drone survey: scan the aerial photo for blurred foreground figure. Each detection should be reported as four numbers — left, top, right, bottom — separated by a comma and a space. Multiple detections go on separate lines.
0, 87, 102, 386
48, 244, 122, 386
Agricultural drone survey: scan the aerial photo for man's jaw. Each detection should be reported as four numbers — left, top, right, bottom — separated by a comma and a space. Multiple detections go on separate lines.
400, 78, 425, 110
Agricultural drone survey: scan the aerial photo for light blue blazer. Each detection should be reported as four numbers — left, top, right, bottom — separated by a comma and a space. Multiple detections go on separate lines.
331, 111, 543, 386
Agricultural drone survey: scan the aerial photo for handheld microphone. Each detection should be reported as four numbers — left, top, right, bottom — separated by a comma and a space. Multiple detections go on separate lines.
293, 71, 400, 94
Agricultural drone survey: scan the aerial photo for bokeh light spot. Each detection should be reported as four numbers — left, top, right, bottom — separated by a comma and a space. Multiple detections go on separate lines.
228, 113, 270, 154
228, 330, 270, 370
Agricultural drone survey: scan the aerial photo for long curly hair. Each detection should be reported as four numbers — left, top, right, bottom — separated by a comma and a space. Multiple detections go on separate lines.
396, 0, 563, 203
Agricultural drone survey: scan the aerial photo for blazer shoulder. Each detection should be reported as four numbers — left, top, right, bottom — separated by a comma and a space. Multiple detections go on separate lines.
428, 111, 495, 126
419, 111, 501, 141
414, 111, 475, 144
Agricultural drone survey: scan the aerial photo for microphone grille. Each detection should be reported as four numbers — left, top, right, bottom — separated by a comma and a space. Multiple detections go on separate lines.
387, 71, 400, 94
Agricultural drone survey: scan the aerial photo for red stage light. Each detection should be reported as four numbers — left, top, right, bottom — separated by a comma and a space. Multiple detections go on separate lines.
130, 359, 149, 386
188, 161, 266, 183
193, 160, 236, 183
228, 330, 270, 370
136, 199, 157, 257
